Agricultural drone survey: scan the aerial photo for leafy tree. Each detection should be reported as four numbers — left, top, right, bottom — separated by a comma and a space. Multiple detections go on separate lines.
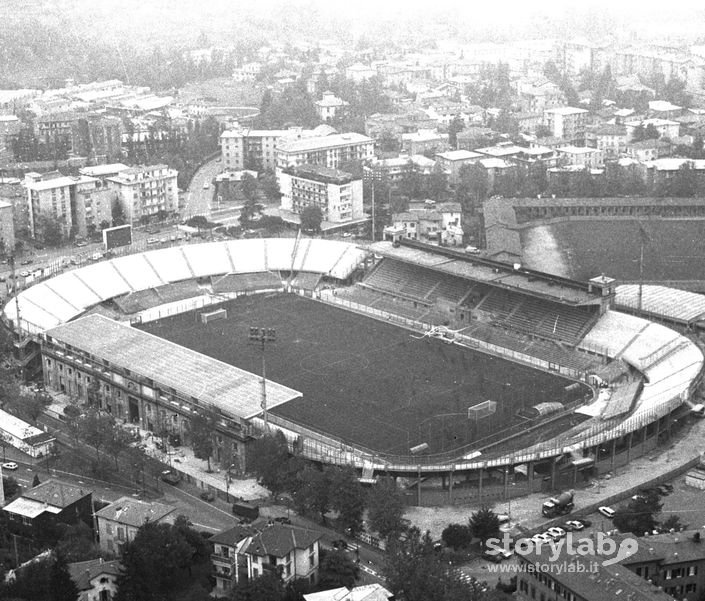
300, 205, 323, 233
241, 173, 258, 202
293, 466, 331, 522
259, 172, 281, 203
385, 527, 487, 601
229, 570, 284, 601
32, 473, 41, 487
318, 549, 360, 589
448, 116, 465, 149
189, 405, 218, 472
248, 430, 290, 495
535, 124, 552, 139
112, 202, 127, 227
49, 551, 80, 601
468, 506, 501, 547
2, 475, 20, 498
661, 514, 687, 532
36, 213, 65, 247
613, 491, 663, 536
116, 521, 207, 601
55, 522, 101, 563
441, 523, 472, 550
367, 477, 405, 542
1, 554, 52, 601
328, 466, 366, 536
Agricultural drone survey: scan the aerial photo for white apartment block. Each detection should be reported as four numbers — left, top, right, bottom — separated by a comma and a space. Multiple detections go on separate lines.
276, 132, 374, 171
543, 107, 589, 145
221, 128, 291, 172
106, 165, 179, 224
279, 164, 364, 224
25, 171, 112, 240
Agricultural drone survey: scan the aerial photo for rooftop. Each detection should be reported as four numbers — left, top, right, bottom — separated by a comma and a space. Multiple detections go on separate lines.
210, 524, 256, 546
283, 163, 357, 185
278, 132, 373, 153
25, 175, 98, 191
68, 559, 122, 591
244, 523, 322, 558
23, 479, 90, 508
436, 149, 482, 161
94, 496, 175, 527
544, 106, 589, 116
0, 407, 54, 442
79, 163, 130, 177
557, 145, 600, 155
45, 315, 302, 421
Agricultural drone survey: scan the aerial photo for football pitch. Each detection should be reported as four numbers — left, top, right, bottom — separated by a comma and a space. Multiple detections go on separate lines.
140, 294, 586, 456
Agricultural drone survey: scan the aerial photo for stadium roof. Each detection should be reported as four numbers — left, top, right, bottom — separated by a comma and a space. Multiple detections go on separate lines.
44, 315, 302, 421
616, 284, 705, 325
368, 240, 603, 305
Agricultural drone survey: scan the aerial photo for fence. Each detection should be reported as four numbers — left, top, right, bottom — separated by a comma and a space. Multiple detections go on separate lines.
133, 294, 232, 325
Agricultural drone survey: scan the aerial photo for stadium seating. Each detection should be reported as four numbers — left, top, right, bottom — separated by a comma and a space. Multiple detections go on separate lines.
429, 275, 472, 304
113, 289, 162, 314
290, 272, 321, 290
154, 280, 203, 304
475, 289, 516, 320
213, 272, 283, 294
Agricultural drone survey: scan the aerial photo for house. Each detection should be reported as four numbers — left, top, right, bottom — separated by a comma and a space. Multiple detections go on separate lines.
94, 497, 176, 555
211, 524, 255, 596
435, 150, 482, 185
391, 201, 463, 246
2, 479, 92, 540
303, 583, 394, 601
556, 145, 605, 169
514, 112, 543, 134
400, 130, 449, 155
648, 100, 683, 119
315, 92, 349, 122
456, 127, 501, 151
625, 139, 672, 162
243, 523, 322, 585
625, 118, 681, 141
345, 64, 377, 83
68, 558, 122, 601
543, 106, 589, 144
585, 123, 628, 159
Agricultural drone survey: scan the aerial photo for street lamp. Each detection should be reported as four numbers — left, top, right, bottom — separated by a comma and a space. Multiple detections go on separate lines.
248, 326, 276, 431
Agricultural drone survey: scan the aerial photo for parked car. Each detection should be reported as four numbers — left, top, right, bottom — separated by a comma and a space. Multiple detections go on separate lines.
2, 462, 18, 470
160, 469, 181, 485
200, 490, 215, 502
19, 270, 29, 277
273, 517, 291, 525
598, 506, 616, 519
20, 259, 33, 265
147, 238, 159, 245
564, 520, 584, 531
481, 550, 503, 563
546, 527, 566, 540
577, 518, 591, 528
75, 240, 88, 247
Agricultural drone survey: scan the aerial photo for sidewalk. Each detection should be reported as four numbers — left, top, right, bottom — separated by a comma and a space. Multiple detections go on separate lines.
404, 417, 705, 539
44, 392, 268, 502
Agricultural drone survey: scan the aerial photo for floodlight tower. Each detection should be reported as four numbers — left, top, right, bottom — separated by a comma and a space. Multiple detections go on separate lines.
248, 326, 276, 431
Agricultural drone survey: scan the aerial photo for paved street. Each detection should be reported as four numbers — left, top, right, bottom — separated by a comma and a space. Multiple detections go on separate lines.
184, 156, 222, 219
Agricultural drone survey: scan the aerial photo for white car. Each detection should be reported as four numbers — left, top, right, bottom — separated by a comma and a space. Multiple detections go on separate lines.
599, 506, 616, 519
203, 182, 210, 189
546, 527, 566, 540
530, 533, 552, 545
565, 520, 584, 531
2, 462, 18, 470
147, 238, 159, 245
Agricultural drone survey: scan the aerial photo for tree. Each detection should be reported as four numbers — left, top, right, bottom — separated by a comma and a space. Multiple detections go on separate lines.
241, 173, 258, 202
318, 549, 360, 589
441, 523, 472, 550
116, 521, 207, 601
293, 466, 331, 522
36, 213, 65, 247
448, 116, 465, 149
535, 124, 552, 139
2, 475, 20, 498
32, 473, 41, 487
259, 171, 281, 203
661, 514, 687, 532
49, 551, 80, 601
468, 506, 501, 547
385, 527, 486, 601
300, 205, 323, 233
190, 405, 218, 471
613, 490, 663, 536
328, 466, 366, 536
248, 430, 290, 494
229, 571, 284, 601
112, 202, 127, 227
367, 477, 405, 541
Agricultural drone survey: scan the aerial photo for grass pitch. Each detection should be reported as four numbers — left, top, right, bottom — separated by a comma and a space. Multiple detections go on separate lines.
140, 294, 586, 456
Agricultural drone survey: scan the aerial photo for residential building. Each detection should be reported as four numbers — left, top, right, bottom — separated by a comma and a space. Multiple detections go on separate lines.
94, 497, 176, 555
0, 200, 15, 253
400, 130, 449, 155
2, 479, 91, 538
279, 164, 363, 224
543, 106, 589, 144
276, 132, 374, 171
232, 62, 263, 82
303, 584, 393, 601
515, 112, 543, 134
0, 89, 40, 115
315, 91, 348, 122
0, 115, 21, 152
648, 100, 683, 119
34, 112, 79, 154
626, 139, 673, 162
25, 171, 111, 240
517, 79, 565, 113
0, 177, 29, 239
586, 123, 629, 159
106, 164, 179, 224
516, 538, 674, 601
211, 524, 256, 595
556, 145, 605, 169
345, 64, 377, 83
68, 558, 121, 601
391, 201, 463, 246
455, 127, 500, 151
625, 118, 681, 141
475, 143, 525, 161
435, 150, 482, 185
244, 523, 321, 585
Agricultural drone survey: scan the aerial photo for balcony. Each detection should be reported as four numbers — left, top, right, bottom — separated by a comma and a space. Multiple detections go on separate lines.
211, 553, 235, 565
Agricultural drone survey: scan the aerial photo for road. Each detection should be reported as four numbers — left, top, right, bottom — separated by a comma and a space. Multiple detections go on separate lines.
185, 156, 223, 219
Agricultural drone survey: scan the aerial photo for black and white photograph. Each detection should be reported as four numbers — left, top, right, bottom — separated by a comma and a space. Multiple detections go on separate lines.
1, 1, 705, 600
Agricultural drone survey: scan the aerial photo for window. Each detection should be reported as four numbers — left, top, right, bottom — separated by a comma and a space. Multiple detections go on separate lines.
688, 565, 697, 576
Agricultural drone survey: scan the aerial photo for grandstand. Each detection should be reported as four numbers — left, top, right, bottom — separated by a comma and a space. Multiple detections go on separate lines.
4, 237, 704, 495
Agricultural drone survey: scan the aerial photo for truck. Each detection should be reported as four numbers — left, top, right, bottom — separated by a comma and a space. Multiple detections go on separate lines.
542, 490, 574, 518
232, 500, 260, 522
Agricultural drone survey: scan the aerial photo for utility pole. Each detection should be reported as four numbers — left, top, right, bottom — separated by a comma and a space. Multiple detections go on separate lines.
248, 326, 276, 431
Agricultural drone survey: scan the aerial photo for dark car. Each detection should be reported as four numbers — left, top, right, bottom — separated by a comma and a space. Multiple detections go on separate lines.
200, 490, 216, 502
160, 469, 181, 485
481, 551, 503, 563
273, 517, 291, 525
20, 259, 33, 266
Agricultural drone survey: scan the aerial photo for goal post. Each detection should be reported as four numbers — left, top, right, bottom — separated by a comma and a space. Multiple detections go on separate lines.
468, 400, 497, 421
199, 308, 228, 324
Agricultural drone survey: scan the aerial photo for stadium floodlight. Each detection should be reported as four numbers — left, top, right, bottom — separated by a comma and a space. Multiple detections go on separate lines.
248, 325, 277, 431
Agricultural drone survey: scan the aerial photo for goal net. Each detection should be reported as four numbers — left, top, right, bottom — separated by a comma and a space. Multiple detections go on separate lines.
199, 308, 227, 324
468, 400, 497, 421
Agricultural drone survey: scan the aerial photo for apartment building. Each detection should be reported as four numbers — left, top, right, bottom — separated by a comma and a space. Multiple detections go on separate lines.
625, 118, 681, 141
556, 146, 605, 169
25, 171, 112, 240
276, 132, 374, 171
0, 200, 15, 253
106, 164, 179, 224
221, 128, 292, 171
586, 123, 628, 159
435, 150, 482, 185
94, 497, 176, 555
211, 524, 255, 595
400, 130, 449, 156
279, 164, 363, 224
543, 107, 589, 145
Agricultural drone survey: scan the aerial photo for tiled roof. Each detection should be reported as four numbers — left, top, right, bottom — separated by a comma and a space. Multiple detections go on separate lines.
244, 524, 321, 558
23, 479, 90, 509
68, 559, 122, 591
210, 524, 255, 546
94, 496, 175, 528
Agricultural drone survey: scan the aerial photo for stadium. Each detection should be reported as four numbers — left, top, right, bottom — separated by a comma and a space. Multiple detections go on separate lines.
4, 235, 704, 503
